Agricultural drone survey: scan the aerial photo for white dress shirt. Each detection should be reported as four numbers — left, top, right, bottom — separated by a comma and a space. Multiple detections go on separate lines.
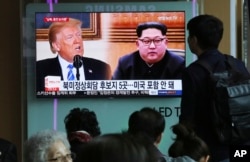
58, 55, 85, 81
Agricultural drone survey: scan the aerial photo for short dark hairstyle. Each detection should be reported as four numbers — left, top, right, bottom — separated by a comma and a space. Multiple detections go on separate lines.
128, 107, 165, 143
168, 123, 210, 161
187, 14, 223, 50
136, 22, 167, 37
64, 107, 101, 137
78, 132, 157, 162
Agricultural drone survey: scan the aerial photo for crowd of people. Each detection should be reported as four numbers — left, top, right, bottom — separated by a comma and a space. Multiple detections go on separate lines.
11, 13, 250, 162
24, 107, 201, 162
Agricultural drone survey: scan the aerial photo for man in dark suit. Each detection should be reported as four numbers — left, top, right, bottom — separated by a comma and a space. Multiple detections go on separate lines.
179, 14, 250, 162
0, 138, 17, 162
36, 18, 111, 92
112, 22, 185, 80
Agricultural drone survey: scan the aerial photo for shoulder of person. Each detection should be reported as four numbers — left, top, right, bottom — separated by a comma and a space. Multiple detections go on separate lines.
0, 138, 14, 147
0, 138, 17, 153
83, 57, 110, 67
166, 49, 184, 58
164, 155, 196, 162
117, 51, 140, 63
165, 50, 184, 62
226, 54, 245, 64
36, 57, 58, 65
0, 138, 10, 143
121, 51, 139, 59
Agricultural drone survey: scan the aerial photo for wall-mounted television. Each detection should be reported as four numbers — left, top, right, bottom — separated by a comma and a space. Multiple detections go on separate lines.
26, 2, 193, 98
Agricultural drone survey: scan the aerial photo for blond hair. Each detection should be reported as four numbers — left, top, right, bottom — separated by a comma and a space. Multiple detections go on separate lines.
48, 18, 82, 53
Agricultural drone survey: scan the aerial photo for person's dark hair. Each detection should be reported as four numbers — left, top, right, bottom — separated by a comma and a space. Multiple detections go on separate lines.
136, 22, 167, 37
78, 132, 157, 162
168, 123, 210, 161
64, 108, 101, 137
128, 107, 165, 143
187, 14, 223, 50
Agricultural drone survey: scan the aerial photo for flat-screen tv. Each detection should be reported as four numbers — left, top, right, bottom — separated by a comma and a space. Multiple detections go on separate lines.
29, 2, 193, 98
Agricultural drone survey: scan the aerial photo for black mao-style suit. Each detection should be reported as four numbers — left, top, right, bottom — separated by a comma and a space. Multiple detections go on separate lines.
36, 56, 111, 91
112, 50, 185, 80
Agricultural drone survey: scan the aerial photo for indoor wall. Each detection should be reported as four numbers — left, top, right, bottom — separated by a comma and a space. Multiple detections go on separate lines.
0, 0, 242, 162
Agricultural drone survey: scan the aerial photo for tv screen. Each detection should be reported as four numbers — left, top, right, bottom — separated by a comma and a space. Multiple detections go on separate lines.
35, 7, 188, 98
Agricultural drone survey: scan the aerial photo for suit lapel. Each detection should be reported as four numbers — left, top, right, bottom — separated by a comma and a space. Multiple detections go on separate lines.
82, 57, 93, 79
53, 57, 64, 80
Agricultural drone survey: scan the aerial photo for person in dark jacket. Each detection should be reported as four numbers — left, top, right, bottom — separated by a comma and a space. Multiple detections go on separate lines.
112, 22, 185, 80
0, 138, 17, 162
179, 14, 250, 162
36, 18, 111, 92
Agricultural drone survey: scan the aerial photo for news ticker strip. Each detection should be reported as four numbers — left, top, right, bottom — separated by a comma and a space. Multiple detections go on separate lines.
37, 89, 182, 97
44, 78, 182, 91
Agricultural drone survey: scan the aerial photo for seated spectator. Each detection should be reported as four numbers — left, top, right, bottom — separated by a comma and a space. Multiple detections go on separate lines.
24, 129, 75, 162
168, 123, 210, 162
127, 107, 196, 162
64, 107, 101, 161
77, 132, 158, 162
0, 138, 18, 162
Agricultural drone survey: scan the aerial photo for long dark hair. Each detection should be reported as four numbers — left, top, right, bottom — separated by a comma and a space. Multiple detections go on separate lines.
168, 123, 210, 161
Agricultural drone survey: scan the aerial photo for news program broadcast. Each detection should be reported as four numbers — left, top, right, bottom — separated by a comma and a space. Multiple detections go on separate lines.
35, 12, 185, 98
